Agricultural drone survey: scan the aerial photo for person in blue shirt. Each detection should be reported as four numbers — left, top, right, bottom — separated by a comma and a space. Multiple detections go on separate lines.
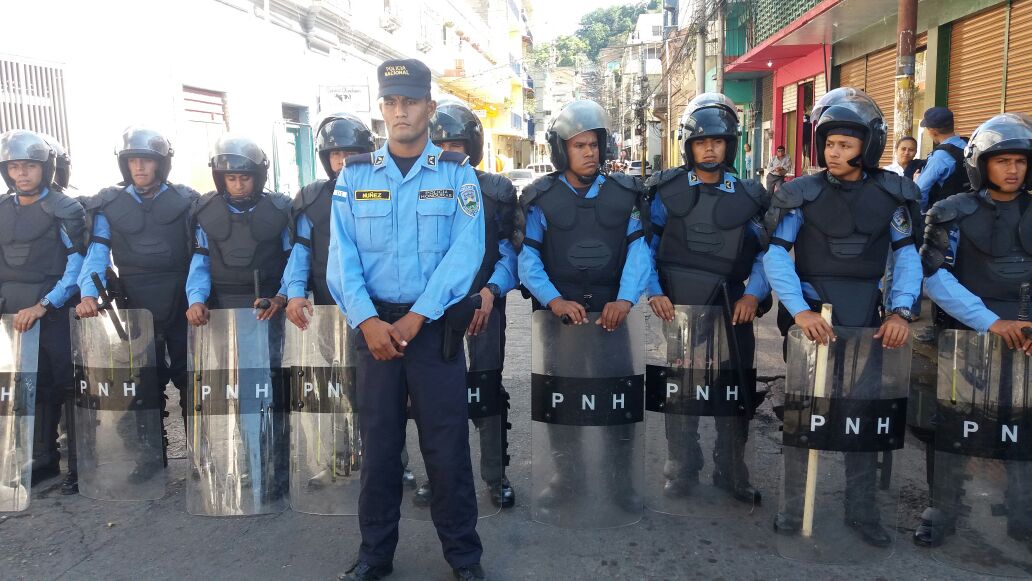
916, 107, 970, 212
915, 113, 1032, 548
645, 93, 770, 505
0, 130, 86, 495
76, 128, 199, 482
763, 90, 921, 548
405, 98, 519, 512
517, 99, 650, 514
330, 59, 486, 581
284, 113, 375, 328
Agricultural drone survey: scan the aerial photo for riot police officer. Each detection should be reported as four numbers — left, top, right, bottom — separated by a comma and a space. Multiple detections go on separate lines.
0, 130, 86, 495
646, 93, 769, 503
763, 89, 922, 547
76, 127, 199, 441
916, 113, 1032, 547
517, 99, 651, 511
409, 98, 518, 509
329, 59, 486, 581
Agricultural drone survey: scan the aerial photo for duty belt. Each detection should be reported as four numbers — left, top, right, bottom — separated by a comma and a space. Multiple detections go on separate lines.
373, 301, 413, 324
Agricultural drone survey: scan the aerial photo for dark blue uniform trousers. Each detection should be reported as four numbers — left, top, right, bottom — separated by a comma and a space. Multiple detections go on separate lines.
356, 319, 482, 568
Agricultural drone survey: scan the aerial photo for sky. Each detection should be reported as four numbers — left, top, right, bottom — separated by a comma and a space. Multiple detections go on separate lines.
529, 0, 636, 42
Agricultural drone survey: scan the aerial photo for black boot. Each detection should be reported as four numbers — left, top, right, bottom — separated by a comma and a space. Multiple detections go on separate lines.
712, 471, 762, 505
412, 481, 432, 507
489, 477, 515, 508
772, 512, 801, 535
60, 471, 78, 495
662, 474, 698, 499
339, 560, 393, 581
913, 507, 954, 547
846, 518, 892, 548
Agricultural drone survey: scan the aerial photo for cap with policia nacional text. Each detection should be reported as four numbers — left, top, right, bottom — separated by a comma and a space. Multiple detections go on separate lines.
920, 107, 954, 129
377, 59, 431, 100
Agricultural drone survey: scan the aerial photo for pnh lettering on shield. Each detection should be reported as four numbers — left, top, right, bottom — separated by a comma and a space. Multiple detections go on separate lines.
808, 413, 893, 435
551, 391, 627, 411
199, 383, 271, 400
80, 379, 137, 398
666, 381, 740, 401
961, 420, 1020, 443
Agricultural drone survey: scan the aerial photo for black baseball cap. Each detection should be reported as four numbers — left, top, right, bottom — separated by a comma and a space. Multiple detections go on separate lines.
377, 59, 431, 99
920, 107, 954, 129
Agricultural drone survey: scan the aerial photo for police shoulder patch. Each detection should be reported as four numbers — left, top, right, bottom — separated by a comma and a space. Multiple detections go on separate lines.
458, 183, 480, 217
630, 207, 641, 221
891, 206, 912, 236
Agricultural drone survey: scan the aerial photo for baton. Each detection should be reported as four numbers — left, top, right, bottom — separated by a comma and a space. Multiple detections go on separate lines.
254, 269, 270, 310
802, 303, 833, 538
720, 282, 753, 415
78, 272, 128, 341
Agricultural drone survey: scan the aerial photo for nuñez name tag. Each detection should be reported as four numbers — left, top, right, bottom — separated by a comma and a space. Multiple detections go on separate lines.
354, 190, 391, 201
419, 189, 454, 200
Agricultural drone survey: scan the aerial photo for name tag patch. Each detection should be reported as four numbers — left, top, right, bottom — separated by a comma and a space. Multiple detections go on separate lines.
419, 189, 454, 200
355, 190, 391, 201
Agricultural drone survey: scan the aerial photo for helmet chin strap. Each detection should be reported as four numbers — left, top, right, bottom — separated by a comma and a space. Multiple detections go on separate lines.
573, 170, 598, 185
847, 154, 864, 168
695, 161, 722, 172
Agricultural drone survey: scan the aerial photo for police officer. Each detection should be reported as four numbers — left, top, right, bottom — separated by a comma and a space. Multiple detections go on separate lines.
517, 99, 651, 507
0, 130, 86, 495
762, 89, 922, 547
76, 128, 199, 445
917, 107, 970, 212
645, 93, 770, 503
284, 112, 375, 326
916, 113, 1032, 546
39, 134, 72, 193
330, 59, 486, 581
409, 98, 518, 509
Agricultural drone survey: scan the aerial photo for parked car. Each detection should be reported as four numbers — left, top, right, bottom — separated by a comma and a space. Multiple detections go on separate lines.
626, 160, 653, 177
504, 169, 534, 196
526, 162, 554, 177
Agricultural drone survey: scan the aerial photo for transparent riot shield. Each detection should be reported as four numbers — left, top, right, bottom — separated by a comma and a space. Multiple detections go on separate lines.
72, 309, 164, 501
531, 309, 645, 528
187, 308, 288, 516
776, 326, 909, 563
0, 317, 38, 512
402, 308, 503, 520
644, 305, 760, 516
931, 330, 1032, 577
285, 305, 360, 515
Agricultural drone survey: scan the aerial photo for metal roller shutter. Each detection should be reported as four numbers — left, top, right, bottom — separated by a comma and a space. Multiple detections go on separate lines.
864, 47, 896, 167
1006, 0, 1032, 113
814, 72, 827, 102
949, 5, 1006, 138
837, 57, 867, 91
783, 82, 797, 114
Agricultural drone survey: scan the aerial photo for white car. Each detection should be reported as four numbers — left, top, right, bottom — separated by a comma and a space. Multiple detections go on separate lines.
504, 169, 534, 196
526, 162, 554, 178
626, 160, 653, 177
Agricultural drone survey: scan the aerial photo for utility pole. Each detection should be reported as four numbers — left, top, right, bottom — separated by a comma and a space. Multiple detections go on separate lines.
894, 0, 918, 145
695, 21, 706, 95
714, 0, 725, 93
638, 44, 648, 178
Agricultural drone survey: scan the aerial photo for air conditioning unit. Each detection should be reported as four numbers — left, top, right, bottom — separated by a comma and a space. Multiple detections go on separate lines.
416, 39, 433, 53
380, 10, 402, 32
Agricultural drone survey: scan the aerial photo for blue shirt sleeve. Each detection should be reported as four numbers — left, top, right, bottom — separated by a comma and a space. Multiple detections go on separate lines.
411, 164, 486, 320
743, 220, 771, 300
78, 212, 113, 299
646, 195, 667, 297
916, 149, 955, 211
185, 226, 211, 306
282, 213, 313, 300
43, 229, 84, 308
762, 210, 811, 317
487, 239, 519, 295
517, 204, 562, 307
886, 212, 922, 310
617, 213, 648, 304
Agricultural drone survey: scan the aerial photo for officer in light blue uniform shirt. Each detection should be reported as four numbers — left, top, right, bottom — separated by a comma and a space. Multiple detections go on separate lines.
330, 58, 487, 581
916, 107, 970, 211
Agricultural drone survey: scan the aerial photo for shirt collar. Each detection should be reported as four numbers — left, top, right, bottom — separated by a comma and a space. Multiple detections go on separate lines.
127, 183, 168, 200
14, 187, 49, 205
688, 170, 736, 192
558, 173, 604, 196
372, 139, 442, 173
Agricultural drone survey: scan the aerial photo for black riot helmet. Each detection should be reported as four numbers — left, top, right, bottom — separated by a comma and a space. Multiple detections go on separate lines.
546, 99, 609, 176
117, 126, 173, 186
0, 130, 55, 195
679, 92, 739, 171
430, 98, 485, 166
812, 88, 887, 170
209, 135, 269, 195
316, 112, 375, 178
964, 113, 1032, 191
39, 133, 70, 191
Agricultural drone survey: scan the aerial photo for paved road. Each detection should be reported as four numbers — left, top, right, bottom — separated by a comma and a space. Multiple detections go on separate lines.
2, 297, 974, 580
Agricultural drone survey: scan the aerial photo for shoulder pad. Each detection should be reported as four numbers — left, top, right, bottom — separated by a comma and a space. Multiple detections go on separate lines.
520, 174, 558, 210
82, 186, 123, 210
871, 170, 919, 202
192, 191, 222, 217
263, 191, 292, 211
605, 171, 645, 194
644, 167, 687, 190
926, 192, 979, 225
476, 172, 517, 204
771, 175, 822, 209
294, 179, 330, 211
46, 191, 86, 220
168, 183, 202, 203
439, 151, 470, 166
738, 178, 771, 209
345, 152, 373, 167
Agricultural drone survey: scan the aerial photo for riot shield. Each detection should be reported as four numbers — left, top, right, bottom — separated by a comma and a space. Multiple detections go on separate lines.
402, 308, 503, 520
72, 309, 165, 501
0, 317, 38, 512
285, 305, 360, 516
776, 326, 909, 563
531, 309, 645, 528
644, 305, 762, 516
931, 330, 1032, 577
187, 308, 288, 516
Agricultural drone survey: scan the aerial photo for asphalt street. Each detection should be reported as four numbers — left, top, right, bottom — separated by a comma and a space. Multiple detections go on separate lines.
1, 297, 982, 580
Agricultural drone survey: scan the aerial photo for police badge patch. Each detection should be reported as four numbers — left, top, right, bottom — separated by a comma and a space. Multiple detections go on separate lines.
891, 207, 912, 236
459, 184, 480, 217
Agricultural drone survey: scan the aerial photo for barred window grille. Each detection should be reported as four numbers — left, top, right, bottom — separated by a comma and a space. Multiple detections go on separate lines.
0, 56, 71, 151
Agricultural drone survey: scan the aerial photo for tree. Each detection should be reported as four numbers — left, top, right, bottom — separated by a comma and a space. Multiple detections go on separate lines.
530, 35, 589, 69
576, 1, 659, 60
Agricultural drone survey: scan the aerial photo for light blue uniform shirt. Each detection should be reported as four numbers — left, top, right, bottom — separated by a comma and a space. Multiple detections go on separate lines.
763, 179, 922, 317
518, 173, 650, 306
917, 135, 967, 211
185, 194, 291, 306
283, 212, 315, 300
646, 171, 771, 300
15, 188, 83, 308
328, 140, 486, 328
79, 184, 169, 298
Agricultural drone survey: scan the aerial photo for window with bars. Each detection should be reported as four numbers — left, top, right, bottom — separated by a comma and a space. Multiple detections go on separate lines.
0, 57, 71, 151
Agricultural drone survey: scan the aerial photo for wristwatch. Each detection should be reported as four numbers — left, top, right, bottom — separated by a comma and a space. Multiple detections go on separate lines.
38, 298, 53, 312
486, 283, 502, 298
889, 307, 914, 322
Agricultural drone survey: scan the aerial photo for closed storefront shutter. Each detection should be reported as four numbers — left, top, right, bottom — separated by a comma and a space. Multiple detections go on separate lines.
1005, 0, 1032, 113
949, 5, 1006, 138
837, 57, 867, 91
782, 82, 797, 114
762, 74, 774, 123
864, 47, 897, 167
814, 72, 827, 103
